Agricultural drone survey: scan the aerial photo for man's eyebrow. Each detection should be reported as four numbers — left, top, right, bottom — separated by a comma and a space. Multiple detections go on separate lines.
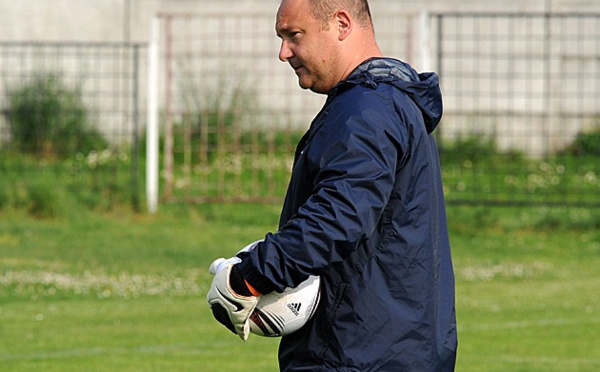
276, 24, 300, 38
275, 29, 289, 39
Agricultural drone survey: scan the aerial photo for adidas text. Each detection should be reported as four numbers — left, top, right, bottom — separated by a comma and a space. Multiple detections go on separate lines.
287, 303, 301, 316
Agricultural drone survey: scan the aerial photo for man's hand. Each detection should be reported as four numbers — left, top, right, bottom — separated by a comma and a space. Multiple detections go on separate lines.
207, 264, 258, 341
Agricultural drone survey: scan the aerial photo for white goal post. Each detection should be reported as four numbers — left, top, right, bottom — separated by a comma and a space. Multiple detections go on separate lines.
146, 16, 160, 214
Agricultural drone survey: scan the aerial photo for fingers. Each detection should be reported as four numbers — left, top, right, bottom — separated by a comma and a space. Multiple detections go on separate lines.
209, 258, 226, 275
206, 265, 258, 341
209, 257, 241, 275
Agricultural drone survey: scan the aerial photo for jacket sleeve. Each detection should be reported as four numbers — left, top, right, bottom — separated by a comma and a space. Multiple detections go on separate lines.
239, 89, 407, 293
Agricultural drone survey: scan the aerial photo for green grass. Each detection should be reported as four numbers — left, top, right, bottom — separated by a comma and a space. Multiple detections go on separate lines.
0, 204, 599, 371
449, 207, 600, 371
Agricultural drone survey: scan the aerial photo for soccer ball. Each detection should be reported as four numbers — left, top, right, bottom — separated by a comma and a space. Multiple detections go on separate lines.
215, 239, 321, 337
250, 275, 320, 337
209, 258, 320, 338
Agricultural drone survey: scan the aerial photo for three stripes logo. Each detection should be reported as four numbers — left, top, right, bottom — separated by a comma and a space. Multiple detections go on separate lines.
287, 302, 302, 316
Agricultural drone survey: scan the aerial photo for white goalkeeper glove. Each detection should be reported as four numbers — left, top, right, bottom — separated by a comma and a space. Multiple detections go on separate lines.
207, 263, 259, 341
208, 239, 262, 275
209, 256, 241, 275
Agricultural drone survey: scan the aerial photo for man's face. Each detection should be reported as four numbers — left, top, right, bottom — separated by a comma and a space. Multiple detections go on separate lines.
276, 0, 341, 94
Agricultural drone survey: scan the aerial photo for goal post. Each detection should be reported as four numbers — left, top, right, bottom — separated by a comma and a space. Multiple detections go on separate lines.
146, 16, 160, 214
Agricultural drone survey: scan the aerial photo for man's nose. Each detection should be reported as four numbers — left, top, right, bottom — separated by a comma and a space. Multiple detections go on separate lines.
279, 40, 293, 62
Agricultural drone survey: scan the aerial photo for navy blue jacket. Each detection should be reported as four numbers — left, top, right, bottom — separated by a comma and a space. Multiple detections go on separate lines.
239, 58, 457, 371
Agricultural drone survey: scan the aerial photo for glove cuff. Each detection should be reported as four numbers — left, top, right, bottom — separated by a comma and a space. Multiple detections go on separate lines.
237, 259, 278, 295
230, 264, 253, 297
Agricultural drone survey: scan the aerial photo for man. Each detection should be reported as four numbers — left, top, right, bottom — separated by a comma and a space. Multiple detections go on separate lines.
207, 0, 457, 370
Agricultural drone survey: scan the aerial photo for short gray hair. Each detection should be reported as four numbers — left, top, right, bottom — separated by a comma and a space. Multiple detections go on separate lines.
307, 0, 373, 30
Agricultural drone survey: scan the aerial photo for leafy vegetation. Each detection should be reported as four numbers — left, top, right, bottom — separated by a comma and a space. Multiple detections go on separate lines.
0, 150, 133, 216
563, 128, 600, 157
6, 73, 107, 157
440, 135, 599, 205
1, 130, 597, 217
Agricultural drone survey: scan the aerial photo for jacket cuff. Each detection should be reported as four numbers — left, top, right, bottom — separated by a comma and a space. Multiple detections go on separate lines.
237, 259, 278, 295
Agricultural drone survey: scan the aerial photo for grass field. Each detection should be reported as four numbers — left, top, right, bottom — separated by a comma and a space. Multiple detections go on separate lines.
1, 203, 599, 371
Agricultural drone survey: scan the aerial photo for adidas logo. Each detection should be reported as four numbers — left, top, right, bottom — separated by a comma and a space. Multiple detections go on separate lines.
287, 303, 301, 316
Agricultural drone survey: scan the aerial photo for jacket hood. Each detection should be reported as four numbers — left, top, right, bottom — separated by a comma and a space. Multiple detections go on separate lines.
341, 57, 443, 133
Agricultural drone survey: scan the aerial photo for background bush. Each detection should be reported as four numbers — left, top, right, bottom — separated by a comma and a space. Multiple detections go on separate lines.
7, 73, 107, 157
564, 128, 600, 156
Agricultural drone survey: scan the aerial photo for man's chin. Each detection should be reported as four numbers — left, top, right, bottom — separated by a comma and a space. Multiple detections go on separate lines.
297, 76, 329, 94
298, 77, 312, 91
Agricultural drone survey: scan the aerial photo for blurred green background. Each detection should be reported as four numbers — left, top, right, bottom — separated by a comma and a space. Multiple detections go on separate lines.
1, 202, 599, 371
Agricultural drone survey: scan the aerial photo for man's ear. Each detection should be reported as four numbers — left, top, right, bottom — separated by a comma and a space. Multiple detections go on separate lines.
334, 10, 352, 41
